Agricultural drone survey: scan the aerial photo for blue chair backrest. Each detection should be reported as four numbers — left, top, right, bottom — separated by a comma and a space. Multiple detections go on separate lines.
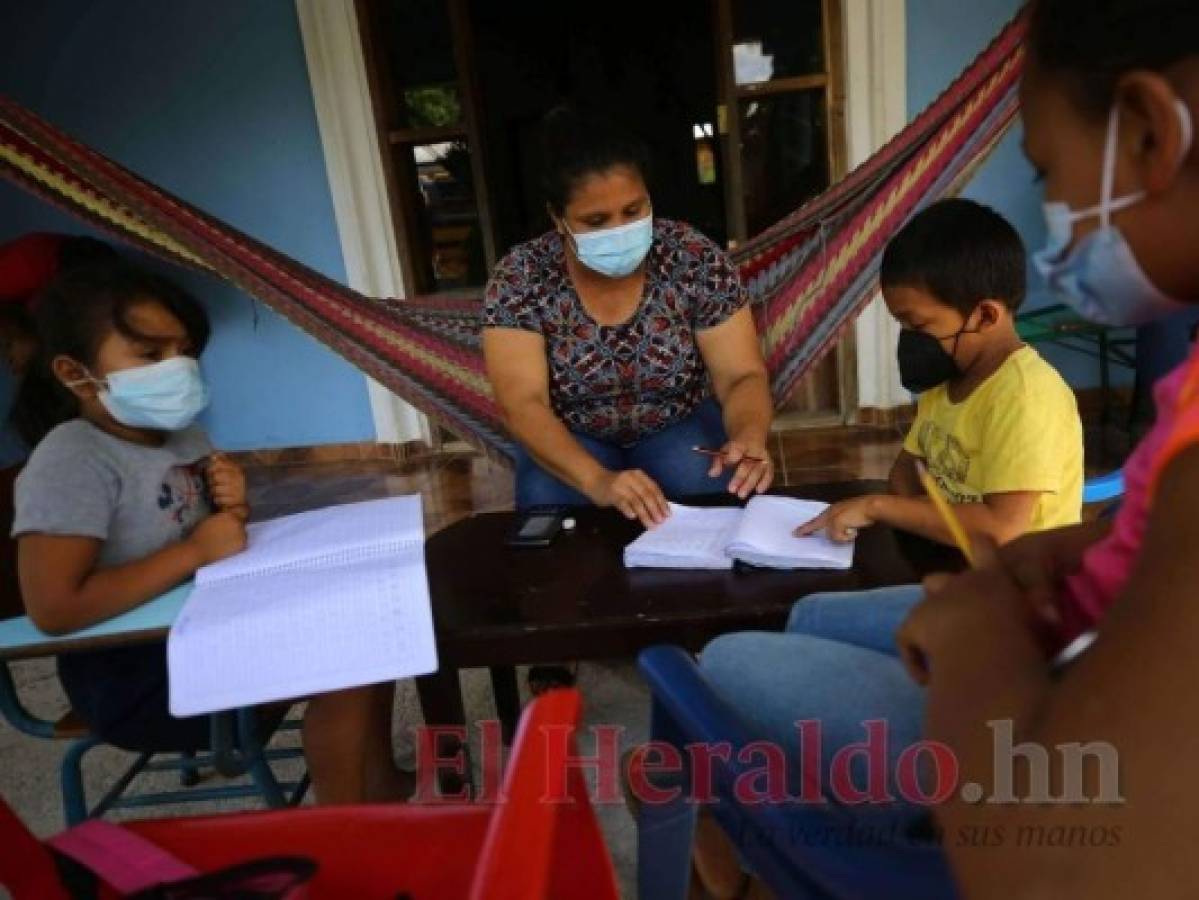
637, 645, 957, 899
1082, 470, 1124, 505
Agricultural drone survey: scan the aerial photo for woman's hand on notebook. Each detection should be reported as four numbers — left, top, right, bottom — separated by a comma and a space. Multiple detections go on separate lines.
705, 437, 774, 499
794, 496, 879, 542
591, 468, 671, 528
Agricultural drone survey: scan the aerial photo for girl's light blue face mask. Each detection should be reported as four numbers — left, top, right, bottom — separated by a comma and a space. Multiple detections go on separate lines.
1032, 99, 1193, 327
564, 213, 653, 278
72, 356, 209, 431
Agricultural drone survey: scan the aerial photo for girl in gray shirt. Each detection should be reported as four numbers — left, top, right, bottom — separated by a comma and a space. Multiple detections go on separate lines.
11, 262, 408, 803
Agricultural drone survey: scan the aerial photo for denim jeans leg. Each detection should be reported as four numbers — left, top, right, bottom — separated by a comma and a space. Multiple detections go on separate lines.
627, 398, 732, 500
784, 584, 927, 657
699, 629, 925, 805
513, 434, 624, 510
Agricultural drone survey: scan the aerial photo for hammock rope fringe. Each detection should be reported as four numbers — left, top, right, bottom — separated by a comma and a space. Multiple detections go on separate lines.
0, 11, 1027, 463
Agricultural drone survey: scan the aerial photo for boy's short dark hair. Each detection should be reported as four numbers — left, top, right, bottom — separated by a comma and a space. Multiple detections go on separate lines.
879, 198, 1027, 314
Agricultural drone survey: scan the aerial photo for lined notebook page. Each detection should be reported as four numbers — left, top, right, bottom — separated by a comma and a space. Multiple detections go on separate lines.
622, 504, 742, 569
727, 495, 854, 569
197, 496, 424, 584
168, 495, 437, 716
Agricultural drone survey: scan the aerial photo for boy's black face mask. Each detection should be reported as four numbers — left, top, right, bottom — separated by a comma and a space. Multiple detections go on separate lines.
897, 324, 973, 393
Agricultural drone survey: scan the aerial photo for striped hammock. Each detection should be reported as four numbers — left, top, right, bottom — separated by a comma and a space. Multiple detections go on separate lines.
0, 13, 1025, 463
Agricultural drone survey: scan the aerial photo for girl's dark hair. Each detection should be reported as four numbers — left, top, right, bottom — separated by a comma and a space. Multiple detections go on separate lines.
13, 262, 211, 446
539, 106, 651, 216
1027, 0, 1199, 118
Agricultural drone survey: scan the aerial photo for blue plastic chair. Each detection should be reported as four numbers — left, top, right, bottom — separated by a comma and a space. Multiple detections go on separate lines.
0, 654, 309, 825
0, 589, 310, 826
636, 646, 957, 900
1083, 470, 1124, 505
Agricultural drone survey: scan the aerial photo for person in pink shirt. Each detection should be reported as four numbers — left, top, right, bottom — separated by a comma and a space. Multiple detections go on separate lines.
1057, 359, 1199, 641
899, 0, 1199, 896
654, 0, 1199, 892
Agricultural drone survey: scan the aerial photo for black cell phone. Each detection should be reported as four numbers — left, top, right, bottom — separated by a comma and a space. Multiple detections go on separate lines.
506, 507, 567, 548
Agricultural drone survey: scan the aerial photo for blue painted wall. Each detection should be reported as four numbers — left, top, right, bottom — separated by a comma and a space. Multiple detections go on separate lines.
906, 0, 1118, 387
0, 0, 378, 449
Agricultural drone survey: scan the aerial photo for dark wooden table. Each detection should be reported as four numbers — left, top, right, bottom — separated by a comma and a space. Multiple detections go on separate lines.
416, 480, 962, 740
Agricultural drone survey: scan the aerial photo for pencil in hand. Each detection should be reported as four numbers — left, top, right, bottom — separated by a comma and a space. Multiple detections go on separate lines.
691, 445, 766, 464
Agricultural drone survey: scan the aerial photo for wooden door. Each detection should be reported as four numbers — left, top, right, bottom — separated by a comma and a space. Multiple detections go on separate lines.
356, 0, 496, 296
714, 0, 855, 426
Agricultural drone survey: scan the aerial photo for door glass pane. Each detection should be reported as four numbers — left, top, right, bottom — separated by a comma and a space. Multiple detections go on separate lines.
379, 0, 464, 129
738, 90, 829, 237
410, 141, 487, 291
731, 0, 824, 85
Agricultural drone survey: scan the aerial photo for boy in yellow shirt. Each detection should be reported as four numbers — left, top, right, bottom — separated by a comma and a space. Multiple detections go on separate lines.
692, 200, 1085, 893
798, 197, 1083, 547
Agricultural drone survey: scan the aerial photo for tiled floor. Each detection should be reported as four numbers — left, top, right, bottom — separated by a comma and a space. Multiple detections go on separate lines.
0, 421, 1126, 897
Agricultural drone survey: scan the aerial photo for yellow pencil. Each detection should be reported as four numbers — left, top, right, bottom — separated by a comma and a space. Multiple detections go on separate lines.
915, 461, 977, 567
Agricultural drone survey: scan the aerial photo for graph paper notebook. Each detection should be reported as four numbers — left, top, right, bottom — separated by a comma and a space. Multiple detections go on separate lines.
168, 495, 437, 716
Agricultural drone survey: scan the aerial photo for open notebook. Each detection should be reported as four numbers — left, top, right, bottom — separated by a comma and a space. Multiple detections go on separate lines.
623, 495, 855, 571
167, 495, 438, 717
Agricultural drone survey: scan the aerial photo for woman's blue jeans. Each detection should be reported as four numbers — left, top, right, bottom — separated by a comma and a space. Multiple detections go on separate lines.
514, 398, 731, 508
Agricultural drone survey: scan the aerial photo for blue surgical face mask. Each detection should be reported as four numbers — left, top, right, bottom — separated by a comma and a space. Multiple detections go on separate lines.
1032, 100, 1193, 326
72, 356, 209, 431
564, 214, 654, 278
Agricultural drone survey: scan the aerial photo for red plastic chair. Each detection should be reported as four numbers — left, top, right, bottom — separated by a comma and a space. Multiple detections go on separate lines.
0, 688, 619, 900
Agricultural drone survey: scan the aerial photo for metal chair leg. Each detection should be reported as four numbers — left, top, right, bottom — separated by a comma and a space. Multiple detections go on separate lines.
491, 665, 521, 745
179, 750, 201, 787
237, 706, 287, 808
60, 735, 101, 826
0, 661, 55, 739
289, 771, 312, 806
89, 751, 153, 819
210, 711, 244, 778
49, 700, 305, 822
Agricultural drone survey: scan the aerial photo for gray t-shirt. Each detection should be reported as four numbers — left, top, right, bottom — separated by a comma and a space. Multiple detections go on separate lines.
13, 419, 214, 567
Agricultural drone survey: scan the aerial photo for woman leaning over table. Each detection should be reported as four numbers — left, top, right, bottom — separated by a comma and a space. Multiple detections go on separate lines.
482, 107, 774, 531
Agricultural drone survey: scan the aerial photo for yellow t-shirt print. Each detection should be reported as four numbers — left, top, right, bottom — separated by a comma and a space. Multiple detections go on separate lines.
914, 423, 976, 501
902, 346, 1084, 532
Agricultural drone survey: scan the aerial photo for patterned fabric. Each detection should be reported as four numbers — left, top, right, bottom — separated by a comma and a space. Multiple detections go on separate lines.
0, 9, 1027, 462
483, 220, 745, 443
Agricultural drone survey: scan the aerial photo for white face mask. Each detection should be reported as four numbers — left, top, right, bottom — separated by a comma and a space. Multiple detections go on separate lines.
1032, 99, 1193, 327
563, 214, 654, 278
70, 356, 209, 431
